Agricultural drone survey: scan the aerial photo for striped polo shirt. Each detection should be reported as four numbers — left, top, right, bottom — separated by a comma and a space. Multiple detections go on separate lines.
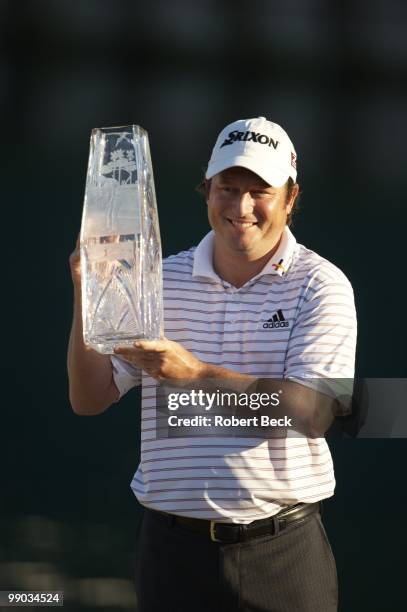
111, 226, 357, 524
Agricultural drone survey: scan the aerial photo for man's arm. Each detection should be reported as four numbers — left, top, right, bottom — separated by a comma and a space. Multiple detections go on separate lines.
67, 240, 120, 415
113, 339, 337, 436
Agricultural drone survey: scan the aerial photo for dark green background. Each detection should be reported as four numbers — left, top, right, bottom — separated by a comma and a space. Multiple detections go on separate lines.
1, 1, 406, 610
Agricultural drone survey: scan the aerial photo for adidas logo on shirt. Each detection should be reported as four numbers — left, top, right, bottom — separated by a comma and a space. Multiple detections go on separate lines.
262, 309, 290, 329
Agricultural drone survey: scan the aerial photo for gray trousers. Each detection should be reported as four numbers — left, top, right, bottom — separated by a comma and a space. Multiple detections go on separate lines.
135, 507, 338, 612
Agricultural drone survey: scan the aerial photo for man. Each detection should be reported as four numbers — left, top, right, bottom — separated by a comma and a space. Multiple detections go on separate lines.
68, 117, 357, 611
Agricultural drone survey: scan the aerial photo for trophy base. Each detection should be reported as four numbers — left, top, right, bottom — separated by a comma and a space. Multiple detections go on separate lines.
85, 332, 155, 355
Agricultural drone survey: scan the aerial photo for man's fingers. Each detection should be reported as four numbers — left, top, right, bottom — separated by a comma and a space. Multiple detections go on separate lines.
133, 340, 167, 352
113, 338, 172, 378
114, 347, 143, 359
114, 338, 169, 355
113, 346, 165, 363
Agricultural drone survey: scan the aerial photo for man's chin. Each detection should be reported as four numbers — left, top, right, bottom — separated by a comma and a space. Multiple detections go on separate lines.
228, 238, 259, 255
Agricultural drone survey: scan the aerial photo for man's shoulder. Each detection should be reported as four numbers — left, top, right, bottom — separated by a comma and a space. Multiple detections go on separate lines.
290, 241, 354, 293
163, 245, 197, 275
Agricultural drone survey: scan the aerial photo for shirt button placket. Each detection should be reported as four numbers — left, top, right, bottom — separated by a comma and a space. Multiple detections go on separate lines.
228, 289, 239, 324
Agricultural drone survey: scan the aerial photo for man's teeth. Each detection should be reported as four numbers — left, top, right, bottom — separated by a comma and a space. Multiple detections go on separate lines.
230, 220, 256, 227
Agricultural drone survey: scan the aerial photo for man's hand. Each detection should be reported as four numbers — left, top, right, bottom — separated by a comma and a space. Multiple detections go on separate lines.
114, 338, 207, 381
67, 234, 120, 415
69, 235, 81, 288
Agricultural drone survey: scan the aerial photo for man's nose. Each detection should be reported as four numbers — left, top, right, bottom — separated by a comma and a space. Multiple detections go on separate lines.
234, 192, 254, 217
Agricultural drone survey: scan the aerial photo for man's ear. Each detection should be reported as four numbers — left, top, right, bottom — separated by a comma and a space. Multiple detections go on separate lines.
205, 178, 211, 201
286, 182, 299, 214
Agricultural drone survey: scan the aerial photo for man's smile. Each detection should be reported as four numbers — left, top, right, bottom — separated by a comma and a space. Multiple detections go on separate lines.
227, 218, 259, 229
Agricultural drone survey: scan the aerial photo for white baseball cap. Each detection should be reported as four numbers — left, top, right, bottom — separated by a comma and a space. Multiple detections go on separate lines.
205, 116, 297, 188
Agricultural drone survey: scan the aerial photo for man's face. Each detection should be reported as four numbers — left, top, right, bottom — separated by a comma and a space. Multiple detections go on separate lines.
207, 166, 295, 261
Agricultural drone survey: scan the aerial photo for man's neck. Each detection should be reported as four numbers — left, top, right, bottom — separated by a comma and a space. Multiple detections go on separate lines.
213, 242, 281, 289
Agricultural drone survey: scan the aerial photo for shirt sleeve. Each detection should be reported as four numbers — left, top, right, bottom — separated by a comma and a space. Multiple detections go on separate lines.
110, 354, 142, 398
284, 266, 357, 408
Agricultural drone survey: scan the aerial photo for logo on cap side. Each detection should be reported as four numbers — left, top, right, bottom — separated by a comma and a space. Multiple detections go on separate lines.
291, 152, 297, 169
220, 130, 279, 150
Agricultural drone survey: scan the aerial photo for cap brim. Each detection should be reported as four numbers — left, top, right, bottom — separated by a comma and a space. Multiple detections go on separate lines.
205, 155, 291, 188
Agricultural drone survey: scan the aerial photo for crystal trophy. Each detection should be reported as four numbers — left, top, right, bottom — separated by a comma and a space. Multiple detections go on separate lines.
80, 125, 163, 354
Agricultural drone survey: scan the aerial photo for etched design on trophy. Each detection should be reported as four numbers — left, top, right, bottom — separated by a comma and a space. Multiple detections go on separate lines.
80, 125, 163, 354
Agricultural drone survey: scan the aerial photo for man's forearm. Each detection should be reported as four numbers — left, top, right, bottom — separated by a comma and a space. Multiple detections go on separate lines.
197, 362, 336, 437
67, 286, 119, 415
112, 338, 337, 436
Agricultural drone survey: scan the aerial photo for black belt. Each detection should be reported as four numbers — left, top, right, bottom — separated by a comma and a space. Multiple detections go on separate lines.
149, 502, 320, 544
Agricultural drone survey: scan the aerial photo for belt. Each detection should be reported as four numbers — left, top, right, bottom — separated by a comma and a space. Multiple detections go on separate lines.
150, 502, 320, 544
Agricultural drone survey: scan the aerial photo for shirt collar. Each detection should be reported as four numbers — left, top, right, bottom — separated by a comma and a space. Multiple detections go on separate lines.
192, 226, 297, 282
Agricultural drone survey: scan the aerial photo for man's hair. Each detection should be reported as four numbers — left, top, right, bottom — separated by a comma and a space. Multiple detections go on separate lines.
196, 174, 301, 227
